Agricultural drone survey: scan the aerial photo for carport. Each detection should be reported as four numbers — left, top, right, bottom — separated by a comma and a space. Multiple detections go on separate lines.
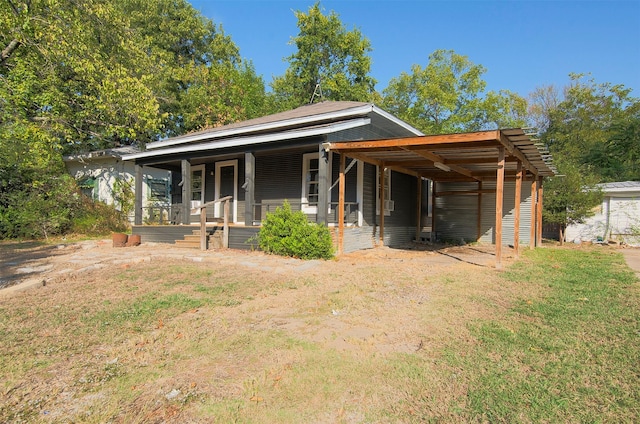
326, 129, 556, 269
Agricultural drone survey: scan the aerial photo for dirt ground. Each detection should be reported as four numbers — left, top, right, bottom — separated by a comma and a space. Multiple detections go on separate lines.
0, 239, 508, 296
2, 239, 638, 422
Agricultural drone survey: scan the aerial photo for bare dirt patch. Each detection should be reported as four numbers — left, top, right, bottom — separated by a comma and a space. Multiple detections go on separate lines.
1, 240, 536, 422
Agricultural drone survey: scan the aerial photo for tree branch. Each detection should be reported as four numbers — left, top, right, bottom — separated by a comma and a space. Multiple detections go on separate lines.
1, 39, 21, 66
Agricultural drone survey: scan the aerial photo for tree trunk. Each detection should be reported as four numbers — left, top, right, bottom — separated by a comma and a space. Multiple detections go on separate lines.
1, 39, 21, 66
559, 226, 565, 246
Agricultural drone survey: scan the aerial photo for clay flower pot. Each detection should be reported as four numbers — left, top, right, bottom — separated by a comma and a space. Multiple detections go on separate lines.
127, 234, 141, 247
112, 233, 128, 248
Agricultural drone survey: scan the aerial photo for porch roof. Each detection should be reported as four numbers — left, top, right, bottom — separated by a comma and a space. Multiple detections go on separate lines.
325, 128, 556, 181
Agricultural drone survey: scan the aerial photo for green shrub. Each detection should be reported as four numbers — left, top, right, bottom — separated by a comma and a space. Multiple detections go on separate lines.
70, 196, 129, 235
257, 201, 334, 260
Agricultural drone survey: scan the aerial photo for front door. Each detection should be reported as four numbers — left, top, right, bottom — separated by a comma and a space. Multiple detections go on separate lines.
215, 160, 238, 222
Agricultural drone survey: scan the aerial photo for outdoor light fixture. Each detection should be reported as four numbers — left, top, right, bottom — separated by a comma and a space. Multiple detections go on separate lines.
434, 162, 451, 172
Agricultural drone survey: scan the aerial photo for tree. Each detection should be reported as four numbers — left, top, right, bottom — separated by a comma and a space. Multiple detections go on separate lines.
382, 50, 527, 134
542, 162, 603, 244
270, 2, 376, 110
542, 74, 639, 181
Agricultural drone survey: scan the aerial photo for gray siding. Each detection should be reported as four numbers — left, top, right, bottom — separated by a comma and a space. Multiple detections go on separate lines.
362, 164, 418, 228
132, 225, 197, 244
229, 226, 260, 250
435, 181, 533, 245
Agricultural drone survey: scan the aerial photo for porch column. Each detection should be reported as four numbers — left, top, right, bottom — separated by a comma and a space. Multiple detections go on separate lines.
431, 181, 437, 240
338, 153, 346, 254
181, 160, 191, 225
134, 163, 143, 225
495, 147, 505, 270
514, 161, 523, 257
379, 165, 385, 246
536, 176, 544, 246
415, 176, 422, 242
244, 152, 255, 225
530, 177, 537, 248
317, 145, 329, 225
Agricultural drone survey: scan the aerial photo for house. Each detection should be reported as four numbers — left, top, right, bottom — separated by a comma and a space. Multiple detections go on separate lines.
123, 101, 555, 267
565, 181, 640, 246
64, 146, 172, 224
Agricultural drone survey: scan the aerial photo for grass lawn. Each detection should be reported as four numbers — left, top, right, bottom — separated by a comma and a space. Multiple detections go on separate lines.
0, 246, 638, 422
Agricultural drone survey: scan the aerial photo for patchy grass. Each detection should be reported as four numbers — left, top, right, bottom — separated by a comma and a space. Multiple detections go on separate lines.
0, 245, 638, 422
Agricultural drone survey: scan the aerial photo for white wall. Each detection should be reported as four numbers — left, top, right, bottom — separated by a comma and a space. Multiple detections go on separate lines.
65, 157, 170, 223
566, 194, 640, 246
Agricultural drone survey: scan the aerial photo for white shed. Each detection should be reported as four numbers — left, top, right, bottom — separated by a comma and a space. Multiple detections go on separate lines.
566, 181, 640, 246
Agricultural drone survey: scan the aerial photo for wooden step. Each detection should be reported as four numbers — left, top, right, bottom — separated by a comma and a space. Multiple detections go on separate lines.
174, 239, 201, 249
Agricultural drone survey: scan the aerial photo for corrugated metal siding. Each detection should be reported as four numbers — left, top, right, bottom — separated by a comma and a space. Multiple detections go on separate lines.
435, 181, 532, 245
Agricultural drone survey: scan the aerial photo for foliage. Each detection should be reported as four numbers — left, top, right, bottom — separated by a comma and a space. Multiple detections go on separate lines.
0, 0, 270, 240
542, 74, 639, 182
381, 49, 527, 134
270, 2, 376, 110
542, 161, 603, 243
70, 196, 129, 236
257, 201, 334, 260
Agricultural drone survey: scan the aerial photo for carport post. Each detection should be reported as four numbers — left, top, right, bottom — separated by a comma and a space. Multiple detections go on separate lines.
338, 153, 346, 255
495, 147, 505, 269
530, 177, 537, 249
379, 165, 385, 246
514, 161, 522, 257
536, 176, 544, 246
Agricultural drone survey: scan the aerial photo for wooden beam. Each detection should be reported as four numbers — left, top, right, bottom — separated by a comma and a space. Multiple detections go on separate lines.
338, 153, 346, 255
477, 181, 483, 241
447, 156, 520, 165
379, 166, 385, 246
386, 164, 421, 178
327, 130, 500, 152
499, 132, 537, 176
536, 176, 544, 246
435, 189, 496, 197
200, 205, 207, 250
514, 161, 523, 258
403, 147, 478, 180
223, 199, 230, 248
530, 176, 537, 249
495, 147, 505, 270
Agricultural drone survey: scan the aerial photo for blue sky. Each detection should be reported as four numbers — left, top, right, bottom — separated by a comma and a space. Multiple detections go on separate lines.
190, 0, 640, 98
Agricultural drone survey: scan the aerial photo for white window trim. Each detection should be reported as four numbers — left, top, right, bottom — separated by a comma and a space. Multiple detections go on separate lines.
376, 166, 392, 216
214, 159, 238, 224
302, 152, 321, 214
190, 164, 205, 214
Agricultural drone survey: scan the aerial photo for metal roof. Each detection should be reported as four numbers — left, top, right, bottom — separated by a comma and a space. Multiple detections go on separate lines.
326, 128, 556, 181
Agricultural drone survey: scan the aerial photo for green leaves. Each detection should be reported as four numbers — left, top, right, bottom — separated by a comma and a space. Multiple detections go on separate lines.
270, 2, 376, 110
257, 201, 334, 260
382, 49, 527, 134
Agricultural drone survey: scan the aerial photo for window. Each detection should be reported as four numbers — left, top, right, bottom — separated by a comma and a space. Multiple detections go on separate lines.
302, 152, 320, 213
376, 167, 393, 216
147, 177, 169, 202
79, 177, 97, 200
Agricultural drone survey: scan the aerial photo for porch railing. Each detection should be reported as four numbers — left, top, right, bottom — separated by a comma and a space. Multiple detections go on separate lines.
251, 201, 359, 225
141, 204, 182, 225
